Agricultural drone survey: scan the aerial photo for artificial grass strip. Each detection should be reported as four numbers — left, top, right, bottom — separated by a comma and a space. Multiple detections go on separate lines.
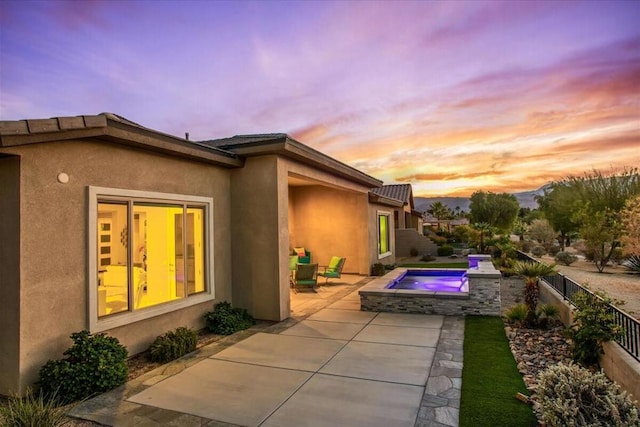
460, 316, 537, 427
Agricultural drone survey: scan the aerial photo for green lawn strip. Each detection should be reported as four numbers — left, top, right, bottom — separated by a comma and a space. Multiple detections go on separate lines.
460, 316, 537, 427
399, 262, 468, 269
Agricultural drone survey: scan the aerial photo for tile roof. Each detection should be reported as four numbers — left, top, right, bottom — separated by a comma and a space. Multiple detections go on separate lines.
370, 184, 414, 206
199, 134, 287, 149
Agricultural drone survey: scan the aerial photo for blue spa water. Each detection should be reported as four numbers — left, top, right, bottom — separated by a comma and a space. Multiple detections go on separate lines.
387, 269, 468, 292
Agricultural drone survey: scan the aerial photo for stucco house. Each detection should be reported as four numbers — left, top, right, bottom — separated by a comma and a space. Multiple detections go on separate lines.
371, 184, 436, 257
0, 113, 400, 395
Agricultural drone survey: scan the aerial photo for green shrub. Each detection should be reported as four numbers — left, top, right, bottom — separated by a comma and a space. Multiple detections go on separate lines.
437, 245, 454, 256
537, 362, 639, 426
505, 303, 527, 325
0, 388, 67, 427
537, 303, 559, 328
568, 290, 623, 367
554, 251, 578, 266
531, 245, 546, 257
38, 330, 128, 403
148, 327, 198, 363
204, 301, 255, 335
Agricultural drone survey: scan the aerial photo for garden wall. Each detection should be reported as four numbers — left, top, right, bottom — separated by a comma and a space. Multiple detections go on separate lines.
539, 281, 640, 403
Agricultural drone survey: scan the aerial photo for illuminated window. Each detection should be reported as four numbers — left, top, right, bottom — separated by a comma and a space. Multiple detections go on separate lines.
378, 212, 391, 257
90, 187, 213, 332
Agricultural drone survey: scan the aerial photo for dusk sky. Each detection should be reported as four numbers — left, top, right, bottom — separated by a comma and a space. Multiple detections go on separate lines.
1, 1, 638, 197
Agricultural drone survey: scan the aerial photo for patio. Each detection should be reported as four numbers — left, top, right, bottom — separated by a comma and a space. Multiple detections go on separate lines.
69, 276, 464, 426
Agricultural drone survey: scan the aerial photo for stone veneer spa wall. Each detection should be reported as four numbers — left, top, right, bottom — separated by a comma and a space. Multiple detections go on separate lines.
359, 257, 501, 316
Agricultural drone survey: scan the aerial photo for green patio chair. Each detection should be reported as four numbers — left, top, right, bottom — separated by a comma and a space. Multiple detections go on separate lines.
289, 255, 299, 289
318, 256, 346, 284
293, 263, 318, 292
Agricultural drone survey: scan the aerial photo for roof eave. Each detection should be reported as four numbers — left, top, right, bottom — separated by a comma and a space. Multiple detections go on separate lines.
218, 135, 383, 188
0, 114, 243, 168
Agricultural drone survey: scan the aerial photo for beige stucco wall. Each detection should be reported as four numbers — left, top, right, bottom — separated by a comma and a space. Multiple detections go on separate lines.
228, 154, 378, 322
0, 156, 21, 395
369, 202, 397, 269
228, 155, 286, 321
0, 139, 233, 395
288, 186, 369, 275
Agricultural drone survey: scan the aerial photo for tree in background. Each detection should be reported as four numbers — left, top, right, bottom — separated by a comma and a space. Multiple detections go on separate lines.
567, 168, 640, 273
427, 201, 452, 231
536, 183, 581, 250
620, 195, 640, 256
469, 191, 520, 232
528, 219, 556, 244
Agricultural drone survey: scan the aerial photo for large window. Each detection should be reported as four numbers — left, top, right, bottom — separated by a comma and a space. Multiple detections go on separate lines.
89, 187, 213, 332
378, 212, 391, 258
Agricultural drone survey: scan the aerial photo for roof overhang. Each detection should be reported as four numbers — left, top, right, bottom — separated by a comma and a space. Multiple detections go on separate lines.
0, 114, 243, 168
368, 192, 404, 207
203, 134, 383, 188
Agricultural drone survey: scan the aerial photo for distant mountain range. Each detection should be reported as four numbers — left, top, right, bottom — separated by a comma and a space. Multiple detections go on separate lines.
415, 184, 551, 213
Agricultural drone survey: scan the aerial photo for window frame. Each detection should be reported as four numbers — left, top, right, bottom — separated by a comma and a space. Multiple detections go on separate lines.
88, 186, 215, 333
377, 210, 392, 259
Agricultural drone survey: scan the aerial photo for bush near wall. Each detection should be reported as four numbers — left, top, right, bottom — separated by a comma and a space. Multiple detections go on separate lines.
437, 245, 454, 256
204, 301, 255, 335
148, 327, 198, 363
38, 331, 128, 403
537, 362, 638, 426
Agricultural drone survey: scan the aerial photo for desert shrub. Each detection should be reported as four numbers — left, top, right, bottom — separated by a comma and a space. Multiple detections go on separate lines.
544, 244, 561, 257
0, 388, 67, 427
437, 245, 454, 256
516, 240, 534, 253
623, 254, 640, 272
204, 301, 255, 335
148, 327, 198, 363
420, 253, 436, 262
537, 303, 559, 328
38, 330, 128, 403
531, 245, 546, 257
568, 290, 623, 367
505, 304, 527, 325
409, 247, 419, 257
554, 251, 578, 266
537, 362, 639, 427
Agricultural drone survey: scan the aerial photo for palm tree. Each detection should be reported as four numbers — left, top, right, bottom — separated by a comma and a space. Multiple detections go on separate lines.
511, 260, 557, 327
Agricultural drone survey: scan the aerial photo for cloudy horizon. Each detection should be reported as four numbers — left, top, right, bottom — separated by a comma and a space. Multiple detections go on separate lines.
1, 0, 638, 197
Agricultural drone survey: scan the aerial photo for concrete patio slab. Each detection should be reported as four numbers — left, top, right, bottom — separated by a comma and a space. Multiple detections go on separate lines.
319, 341, 435, 385
280, 320, 365, 340
210, 332, 346, 372
326, 298, 361, 310
261, 374, 423, 427
306, 308, 378, 323
128, 359, 312, 427
354, 324, 441, 347
371, 312, 444, 328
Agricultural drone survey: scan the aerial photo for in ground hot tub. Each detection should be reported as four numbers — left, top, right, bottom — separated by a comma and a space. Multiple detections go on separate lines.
387, 269, 468, 292
359, 261, 501, 316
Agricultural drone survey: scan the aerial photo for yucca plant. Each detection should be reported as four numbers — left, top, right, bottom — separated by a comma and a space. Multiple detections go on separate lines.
510, 261, 557, 327
0, 388, 67, 427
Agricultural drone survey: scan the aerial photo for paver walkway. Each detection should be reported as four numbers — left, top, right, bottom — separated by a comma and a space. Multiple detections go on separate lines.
70, 284, 464, 426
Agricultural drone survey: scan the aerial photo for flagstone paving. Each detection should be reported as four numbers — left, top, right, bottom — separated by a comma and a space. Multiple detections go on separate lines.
69, 279, 464, 426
